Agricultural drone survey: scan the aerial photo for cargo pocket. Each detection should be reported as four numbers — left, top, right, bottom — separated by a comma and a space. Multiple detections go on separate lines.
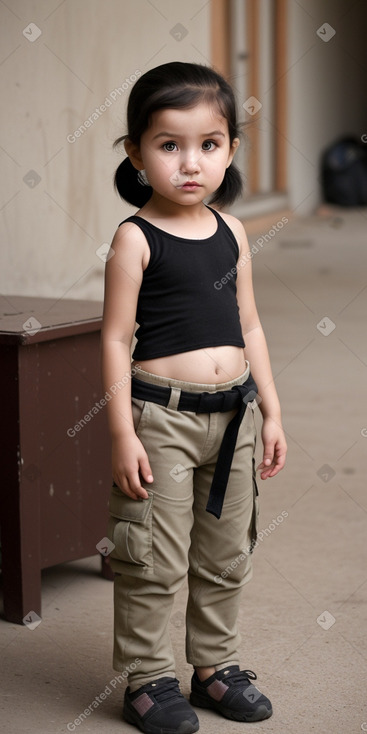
250, 457, 259, 550
107, 484, 153, 570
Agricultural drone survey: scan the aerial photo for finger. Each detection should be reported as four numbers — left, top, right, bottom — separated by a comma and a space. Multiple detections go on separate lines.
139, 454, 154, 485
255, 464, 270, 480
115, 473, 148, 500
256, 459, 275, 479
257, 449, 286, 478
259, 467, 273, 480
127, 471, 149, 500
259, 445, 276, 471
267, 451, 287, 476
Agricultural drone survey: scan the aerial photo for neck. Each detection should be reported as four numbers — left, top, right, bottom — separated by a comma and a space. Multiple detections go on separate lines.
141, 194, 209, 221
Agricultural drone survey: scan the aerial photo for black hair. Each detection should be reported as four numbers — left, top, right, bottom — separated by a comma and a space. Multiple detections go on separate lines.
113, 61, 243, 208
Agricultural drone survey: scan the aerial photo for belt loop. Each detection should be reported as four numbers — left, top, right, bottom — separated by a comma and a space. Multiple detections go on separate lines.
167, 386, 181, 410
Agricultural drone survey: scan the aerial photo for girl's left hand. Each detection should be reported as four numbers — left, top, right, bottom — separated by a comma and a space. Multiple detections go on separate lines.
256, 416, 287, 480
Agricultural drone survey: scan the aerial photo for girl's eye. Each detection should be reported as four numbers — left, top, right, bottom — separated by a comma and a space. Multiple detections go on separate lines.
163, 142, 177, 152
202, 140, 216, 151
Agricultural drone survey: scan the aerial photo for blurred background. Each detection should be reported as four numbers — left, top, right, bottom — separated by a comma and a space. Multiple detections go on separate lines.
1, 3, 367, 733
1, 0, 366, 300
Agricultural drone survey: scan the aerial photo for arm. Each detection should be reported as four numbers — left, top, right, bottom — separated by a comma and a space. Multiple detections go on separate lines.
101, 222, 153, 499
223, 214, 287, 480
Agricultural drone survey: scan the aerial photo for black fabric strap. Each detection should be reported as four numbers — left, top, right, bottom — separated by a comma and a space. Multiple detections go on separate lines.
131, 375, 258, 519
204, 383, 256, 519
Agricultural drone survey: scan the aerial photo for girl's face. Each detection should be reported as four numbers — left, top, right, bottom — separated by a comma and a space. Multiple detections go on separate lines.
126, 102, 239, 206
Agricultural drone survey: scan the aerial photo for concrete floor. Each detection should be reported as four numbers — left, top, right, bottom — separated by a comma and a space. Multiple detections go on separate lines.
1, 207, 367, 734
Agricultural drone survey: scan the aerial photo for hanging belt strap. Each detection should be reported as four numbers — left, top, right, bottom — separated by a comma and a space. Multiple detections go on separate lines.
131, 375, 258, 519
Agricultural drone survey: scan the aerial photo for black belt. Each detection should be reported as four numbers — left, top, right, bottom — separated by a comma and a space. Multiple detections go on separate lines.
131, 374, 258, 519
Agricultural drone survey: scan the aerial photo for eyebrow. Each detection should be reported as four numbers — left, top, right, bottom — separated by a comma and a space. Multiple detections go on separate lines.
152, 130, 226, 140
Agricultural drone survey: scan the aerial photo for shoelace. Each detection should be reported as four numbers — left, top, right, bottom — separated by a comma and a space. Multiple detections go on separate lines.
223, 669, 258, 686
152, 678, 182, 703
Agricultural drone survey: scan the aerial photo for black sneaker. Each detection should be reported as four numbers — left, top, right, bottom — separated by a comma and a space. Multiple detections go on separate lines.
190, 665, 272, 722
123, 676, 200, 734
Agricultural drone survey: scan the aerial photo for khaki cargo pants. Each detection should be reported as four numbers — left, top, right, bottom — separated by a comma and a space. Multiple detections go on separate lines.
107, 362, 259, 690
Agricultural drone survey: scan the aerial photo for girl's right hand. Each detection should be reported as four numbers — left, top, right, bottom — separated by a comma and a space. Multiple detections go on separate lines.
111, 434, 154, 500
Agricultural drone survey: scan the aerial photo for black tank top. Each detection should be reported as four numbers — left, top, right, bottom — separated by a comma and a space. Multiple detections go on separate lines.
120, 206, 245, 360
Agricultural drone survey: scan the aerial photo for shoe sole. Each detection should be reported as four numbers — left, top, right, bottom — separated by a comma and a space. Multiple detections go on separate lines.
123, 702, 200, 734
190, 692, 272, 722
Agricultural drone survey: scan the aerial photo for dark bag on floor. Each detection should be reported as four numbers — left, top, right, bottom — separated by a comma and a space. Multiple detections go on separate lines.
321, 136, 367, 206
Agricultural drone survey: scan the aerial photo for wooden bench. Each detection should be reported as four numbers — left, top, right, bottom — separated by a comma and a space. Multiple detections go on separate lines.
0, 296, 113, 624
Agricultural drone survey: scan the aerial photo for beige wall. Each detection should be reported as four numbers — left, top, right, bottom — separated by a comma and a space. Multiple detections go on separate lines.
0, 0, 211, 301
1, 0, 366, 301
287, 0, 367, 214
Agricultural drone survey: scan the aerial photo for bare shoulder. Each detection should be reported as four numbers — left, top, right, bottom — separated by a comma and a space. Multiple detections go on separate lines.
215, 210, 249, 257
112, 219, 148, 248
111, 219, 150, 268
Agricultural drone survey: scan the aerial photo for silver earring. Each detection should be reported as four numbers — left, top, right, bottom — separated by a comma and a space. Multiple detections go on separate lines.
137, 169, 150, 186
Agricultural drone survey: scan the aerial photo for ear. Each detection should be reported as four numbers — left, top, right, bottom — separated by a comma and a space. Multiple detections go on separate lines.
124, 138, 144, 171
226, 137, 240, 168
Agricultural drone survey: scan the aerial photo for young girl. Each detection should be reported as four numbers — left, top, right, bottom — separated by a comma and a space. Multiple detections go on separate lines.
102, 61, 287, 734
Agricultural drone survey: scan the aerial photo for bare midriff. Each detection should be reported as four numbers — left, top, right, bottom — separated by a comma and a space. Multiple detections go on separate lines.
132, 345, 247, 384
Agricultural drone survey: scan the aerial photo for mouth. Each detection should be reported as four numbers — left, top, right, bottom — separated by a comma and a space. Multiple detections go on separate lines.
181, 182, 201, 190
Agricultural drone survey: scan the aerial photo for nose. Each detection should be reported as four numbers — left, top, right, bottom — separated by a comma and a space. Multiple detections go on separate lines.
180, 150, 201, 175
